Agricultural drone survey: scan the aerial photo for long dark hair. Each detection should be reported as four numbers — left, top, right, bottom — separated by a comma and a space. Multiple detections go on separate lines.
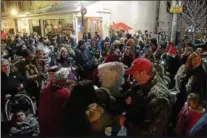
62, 80, 96, 136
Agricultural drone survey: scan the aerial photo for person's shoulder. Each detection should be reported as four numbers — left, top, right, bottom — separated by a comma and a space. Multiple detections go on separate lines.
149, 81, 172, 102
56, 88, 71, 99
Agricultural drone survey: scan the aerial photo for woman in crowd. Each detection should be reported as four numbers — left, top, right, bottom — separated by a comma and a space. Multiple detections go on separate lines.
105, 48, 121, 63
57, 47, 70, 67
173, 52, 207, 131
121, 47, 134, 67
63, 80, 96, 136
38, 68, 71, 136
1, 59, 26, 96
175, 52, 207, 101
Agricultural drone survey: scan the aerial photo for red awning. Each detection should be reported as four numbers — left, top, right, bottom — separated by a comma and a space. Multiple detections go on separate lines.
110, 22, 132, 31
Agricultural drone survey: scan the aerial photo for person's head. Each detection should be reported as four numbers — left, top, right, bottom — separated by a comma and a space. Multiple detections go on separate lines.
120, 37, 126, 45
196, 48, 203, 55
29, 38, 35, 45
126, 33, 132, 40
42, 37, 50, 45
150, 38, 157, 46
48, 65, 60, 82
124, 47, 133, 57
126, 39, 135, 47
183, 46, 193, 56
60, 47, 68, 59
114, 48, 121, 56
91, 39, 97, 49
187, 93, 201, 109
98, 62, 125, 96
182, 39, 188, 46
15, 36, 21, 42
104, 42, 110, 50
35, 49, 44, 59
21, 49, 33, 60
112, 40, 121, 49
68, 80, 96, 107
104, 36, 110, 42
1, 59, 10, 74
78, 40, 86, 50
138, 30, 142, 34
54, 67, 71, 87
21, 45, 27, 51
146, 48, 153, 57
126, 58, 153, 85
186, 52, 202, 70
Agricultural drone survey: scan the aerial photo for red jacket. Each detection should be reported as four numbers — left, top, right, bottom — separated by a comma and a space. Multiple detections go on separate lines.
166, 43, 176, 56
176, 103, 204, 136
38, 82, 71, 136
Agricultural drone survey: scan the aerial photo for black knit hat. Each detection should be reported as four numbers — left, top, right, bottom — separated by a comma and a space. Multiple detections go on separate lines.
21, 49, 32, 58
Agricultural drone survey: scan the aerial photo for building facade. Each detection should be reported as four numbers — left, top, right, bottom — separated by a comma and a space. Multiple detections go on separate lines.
1, 1, 187, 40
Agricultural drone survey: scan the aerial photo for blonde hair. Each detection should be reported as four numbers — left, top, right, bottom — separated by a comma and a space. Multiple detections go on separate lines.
187, 93, 201, 104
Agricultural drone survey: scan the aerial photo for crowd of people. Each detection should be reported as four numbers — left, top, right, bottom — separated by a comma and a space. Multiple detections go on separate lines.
1, 29, 207, 136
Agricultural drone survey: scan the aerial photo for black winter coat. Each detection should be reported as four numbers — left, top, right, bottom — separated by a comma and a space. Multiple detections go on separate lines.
1, 71, 26, 96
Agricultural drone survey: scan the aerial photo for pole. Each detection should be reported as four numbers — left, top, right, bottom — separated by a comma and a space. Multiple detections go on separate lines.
14, 18, 18, 34
81, 14, 84, 33
170, 13, 178, 44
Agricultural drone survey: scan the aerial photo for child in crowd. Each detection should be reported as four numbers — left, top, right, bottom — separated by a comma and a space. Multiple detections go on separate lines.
176, 93, 206, 136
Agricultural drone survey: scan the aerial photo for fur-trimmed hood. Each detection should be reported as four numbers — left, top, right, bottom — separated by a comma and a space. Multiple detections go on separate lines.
98, 62, 125, 98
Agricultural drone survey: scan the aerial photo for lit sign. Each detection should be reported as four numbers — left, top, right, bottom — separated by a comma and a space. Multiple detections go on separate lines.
170, 0, 183, 13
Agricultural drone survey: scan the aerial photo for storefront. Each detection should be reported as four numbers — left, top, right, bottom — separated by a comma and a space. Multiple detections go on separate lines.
74, 1, 111, 41
43, 18, 73, 35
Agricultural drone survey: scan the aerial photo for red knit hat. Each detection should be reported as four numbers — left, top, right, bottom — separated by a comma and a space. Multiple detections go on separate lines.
126, 58, 152, 75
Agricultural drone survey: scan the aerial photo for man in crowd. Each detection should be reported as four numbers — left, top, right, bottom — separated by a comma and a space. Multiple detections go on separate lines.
124, 58, 175, 136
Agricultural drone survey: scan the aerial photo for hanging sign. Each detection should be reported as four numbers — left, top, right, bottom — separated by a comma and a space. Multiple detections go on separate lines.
170, 0, 183, 13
